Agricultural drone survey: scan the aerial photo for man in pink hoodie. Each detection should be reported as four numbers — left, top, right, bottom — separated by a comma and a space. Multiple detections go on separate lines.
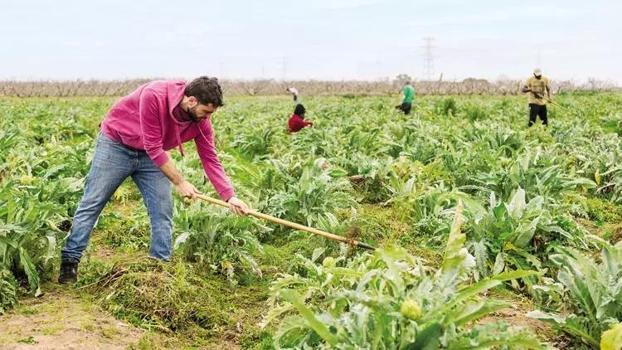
59, 77, 249, 283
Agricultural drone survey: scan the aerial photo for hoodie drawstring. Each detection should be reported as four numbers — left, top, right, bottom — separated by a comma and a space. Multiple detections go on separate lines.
174, 121, 185, 157
174, 119, 212, 158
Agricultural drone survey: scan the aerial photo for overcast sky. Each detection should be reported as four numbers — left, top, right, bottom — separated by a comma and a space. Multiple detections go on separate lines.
1, 0, 620, 83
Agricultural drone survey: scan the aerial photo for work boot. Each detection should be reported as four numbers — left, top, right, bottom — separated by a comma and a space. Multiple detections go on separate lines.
58, 259, 78, 284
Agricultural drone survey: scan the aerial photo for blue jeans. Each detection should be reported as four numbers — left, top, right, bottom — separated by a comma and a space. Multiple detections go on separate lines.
61, 132, 173, 262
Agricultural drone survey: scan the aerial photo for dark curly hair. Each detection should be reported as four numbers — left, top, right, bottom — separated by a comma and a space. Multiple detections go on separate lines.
185, 76, 224, 107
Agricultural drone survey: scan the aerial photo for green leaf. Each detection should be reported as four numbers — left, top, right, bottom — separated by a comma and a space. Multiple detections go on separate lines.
507, 188, 526, 219
407, 322, 442, 350
18, 247, 40, 296
279, 289, 338, 345
601, 323, 622, 350
451, 299, 509, 326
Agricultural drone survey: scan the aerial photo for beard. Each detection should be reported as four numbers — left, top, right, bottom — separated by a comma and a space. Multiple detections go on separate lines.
188, 105, 200, 122
535, 75, 542, 80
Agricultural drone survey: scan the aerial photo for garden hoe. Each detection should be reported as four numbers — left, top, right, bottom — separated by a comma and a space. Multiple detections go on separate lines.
531, 91, 578, 116
196, 194, 376, 251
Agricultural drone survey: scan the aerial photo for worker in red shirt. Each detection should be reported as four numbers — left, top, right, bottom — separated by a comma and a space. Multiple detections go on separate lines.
286, 87, 313, 133
288, 103, 313, 133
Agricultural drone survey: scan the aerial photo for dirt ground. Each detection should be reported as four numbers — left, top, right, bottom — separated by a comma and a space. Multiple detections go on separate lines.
0, 285, 142, 350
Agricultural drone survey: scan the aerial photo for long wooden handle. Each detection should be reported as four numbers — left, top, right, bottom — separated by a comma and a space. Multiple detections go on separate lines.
532, 92, 562, 108
196, 194, 375, 250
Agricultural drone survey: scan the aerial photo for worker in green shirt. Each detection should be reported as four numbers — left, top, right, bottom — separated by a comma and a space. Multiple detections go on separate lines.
395, 81, 415, 115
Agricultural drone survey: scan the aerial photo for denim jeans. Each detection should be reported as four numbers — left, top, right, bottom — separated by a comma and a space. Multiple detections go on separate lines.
61, 132, 173, 262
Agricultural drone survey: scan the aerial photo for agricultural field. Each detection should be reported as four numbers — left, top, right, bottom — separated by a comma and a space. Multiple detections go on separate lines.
1, 92, 622, 349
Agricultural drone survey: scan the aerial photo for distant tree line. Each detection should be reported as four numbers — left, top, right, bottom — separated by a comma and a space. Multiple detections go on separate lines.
0, 76, 618, 97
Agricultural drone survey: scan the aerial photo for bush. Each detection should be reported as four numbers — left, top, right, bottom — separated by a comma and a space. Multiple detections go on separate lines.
174, 204, 266, 282
436, 97, 458, 116
529, 237, 622, 348
265, 203, 545, 349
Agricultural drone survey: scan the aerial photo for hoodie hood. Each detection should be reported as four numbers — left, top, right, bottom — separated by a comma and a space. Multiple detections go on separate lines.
166, 80, 190, 157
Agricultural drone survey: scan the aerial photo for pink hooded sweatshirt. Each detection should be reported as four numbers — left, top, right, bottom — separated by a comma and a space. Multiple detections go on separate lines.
100, 80, 235, 201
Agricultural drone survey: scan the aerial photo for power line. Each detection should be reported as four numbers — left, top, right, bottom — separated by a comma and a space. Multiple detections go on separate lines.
421, 36, 435, 80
